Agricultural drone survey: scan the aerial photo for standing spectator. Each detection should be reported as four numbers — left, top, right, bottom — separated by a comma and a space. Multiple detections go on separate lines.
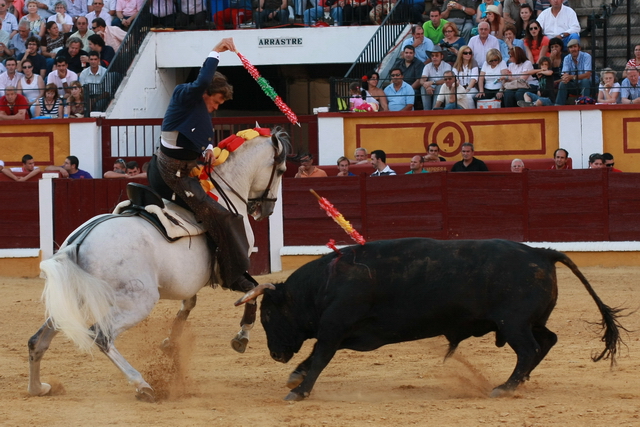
511, 158, 524, 172
503, 0, 532, 26
34, 82, 61, 116
336, 156, 354, 176
80, 50, 107, 109
523, 19, 548, 64
439, 21, 465, 64
440, 0, 475, 42
87, 33, 112, 66
40, 21, 63, 73
303, 0, 343, 26
452, 45, 478, 107
427, 142, 446, 161
16, 57, 43, 115
91, 17, 125, 51
550, 148, 570, 170
451, 142, 488, 171
125, 160, 146, 177
85, 0, 111, 25
401, 25, 434, 65
113, 0, 142, 29
294, 153, 327, 178
370, 149, 396, 176
597, 68, 620, 104
9, 154, 42, 179
420, 45, 451, 110
363, 72, 388, 111
46, 55, 78, 98
405, 155, 426, 174
103, 158, 128, 177
536, 0, 579, 50
256, 0, 287, 27
8, 20, 30, 58
177, 0, 207, 28
515, 4, 533, 38
46, 155, 92, 178
393, 45, 424, 108
434, 70, 470, 109
47, 1, 72, 32
0, 85, 29, 118
58, 36, 88, 74
69, 16, 93, 50
555, 39, 591, 105
602, 153, 622, 172
17, 36, 45, 78
621, 67, 640, 105
588, 153, 604, 169
384, 68, 414, 111
20, 0, 45, 38
342, 0, 369, 26
212, 0, 251, 30
423, 8, 447, 46
476, 48, 507, 102
0, 0, 19, 38
0, 57, 24, 94
0, 159, 22, 180
353, 147, 368, 164
65, 79, 83, 116
503, 46, 534, 108
65, 0, 87, 21
468, 21, 500, 68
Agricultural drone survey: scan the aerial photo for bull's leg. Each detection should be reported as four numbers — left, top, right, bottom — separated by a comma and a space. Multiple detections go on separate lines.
525, 325, 557, 379
490, 327, 540, 398
28, 318, 59, 396
162, 295, 197, 355
286, 352, 314, 389
231, 300, 257, 354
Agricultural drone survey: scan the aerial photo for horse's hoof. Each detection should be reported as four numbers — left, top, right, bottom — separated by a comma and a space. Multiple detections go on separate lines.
29, 382, 52, 396
284, 391, 306, 401
286, 372, 305, 389
231, 336, 248, 354
490, 386, 514, 398
136, 387, 156, 403
160, 338, 174, 356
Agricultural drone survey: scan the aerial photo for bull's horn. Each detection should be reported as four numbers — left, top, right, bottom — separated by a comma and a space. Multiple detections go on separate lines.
234, 283, 276, 306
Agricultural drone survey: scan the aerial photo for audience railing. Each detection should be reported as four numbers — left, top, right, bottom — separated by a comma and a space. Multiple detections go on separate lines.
586, 0, 629, 70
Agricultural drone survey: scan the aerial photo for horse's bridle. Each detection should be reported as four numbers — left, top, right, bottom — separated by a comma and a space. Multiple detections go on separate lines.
210, 136, 282, 217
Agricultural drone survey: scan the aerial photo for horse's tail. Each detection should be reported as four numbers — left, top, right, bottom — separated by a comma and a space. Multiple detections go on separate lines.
40, 245, 116, 352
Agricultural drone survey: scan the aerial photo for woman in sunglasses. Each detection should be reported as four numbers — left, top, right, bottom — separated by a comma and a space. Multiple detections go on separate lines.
452, 46, 478, 107
524, 19, 549, 64
16, 57, 43, 117
476, 48, 507, 104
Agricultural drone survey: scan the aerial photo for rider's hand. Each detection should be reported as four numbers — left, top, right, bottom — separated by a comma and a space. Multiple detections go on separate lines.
213, 38, 236, 54
204, 148, 214, 165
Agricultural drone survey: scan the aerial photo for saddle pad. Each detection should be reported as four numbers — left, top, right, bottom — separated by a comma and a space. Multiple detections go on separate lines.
113, 200, 206, 239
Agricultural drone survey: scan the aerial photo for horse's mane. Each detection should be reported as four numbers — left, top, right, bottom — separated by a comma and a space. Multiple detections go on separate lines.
270, 127, 292, 164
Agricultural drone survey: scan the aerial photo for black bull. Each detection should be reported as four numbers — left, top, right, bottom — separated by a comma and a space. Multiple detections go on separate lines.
258, 238, 625, 401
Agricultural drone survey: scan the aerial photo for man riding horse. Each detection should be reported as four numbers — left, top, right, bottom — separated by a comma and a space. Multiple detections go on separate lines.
148, 37, 259, 351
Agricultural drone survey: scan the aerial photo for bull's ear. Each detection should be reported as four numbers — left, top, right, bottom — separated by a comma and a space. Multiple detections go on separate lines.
234, 283, 276, 306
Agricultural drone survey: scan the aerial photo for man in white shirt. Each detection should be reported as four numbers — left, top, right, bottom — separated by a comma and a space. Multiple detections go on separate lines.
0, 57, 23, 95
537, 0, 580, 49
420, 45, 452, 110
434, 71, 471, 109
85, 0, 111, 25
46, 56, 78, 98
467, 21, 500, 68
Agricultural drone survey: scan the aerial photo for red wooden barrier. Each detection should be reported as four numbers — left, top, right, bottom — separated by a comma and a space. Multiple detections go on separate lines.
0, 182, 39, 249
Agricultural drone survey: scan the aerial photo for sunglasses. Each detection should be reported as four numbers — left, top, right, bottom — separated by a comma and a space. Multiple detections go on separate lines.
462, 51, 472, 55
116, 158, 125, 164
488, 59, 499, 63
529, 26, 539, 30
92, 26, 98, 29
23, 65, 32, 68
606, 163, 614, 167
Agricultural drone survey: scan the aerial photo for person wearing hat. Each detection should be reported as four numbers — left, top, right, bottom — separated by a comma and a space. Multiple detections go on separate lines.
475, 0, 502, 23
536, 0, 580, 50
420, 44, 452, 110
294, 153, 327, 178
555, 38, 592, 105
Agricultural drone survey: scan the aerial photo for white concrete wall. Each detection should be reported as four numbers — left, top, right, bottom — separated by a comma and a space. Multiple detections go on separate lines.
317, 116, 344, 165
69, 121, 101, 177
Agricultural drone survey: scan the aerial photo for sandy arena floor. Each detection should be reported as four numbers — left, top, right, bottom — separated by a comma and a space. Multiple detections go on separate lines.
1, 265, 640, 426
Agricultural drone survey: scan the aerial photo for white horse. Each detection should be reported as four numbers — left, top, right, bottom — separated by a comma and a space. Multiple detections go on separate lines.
28, 129, 290, 401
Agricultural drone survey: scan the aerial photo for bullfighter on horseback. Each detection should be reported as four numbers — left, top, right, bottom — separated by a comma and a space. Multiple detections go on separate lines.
148, 37, 258, 351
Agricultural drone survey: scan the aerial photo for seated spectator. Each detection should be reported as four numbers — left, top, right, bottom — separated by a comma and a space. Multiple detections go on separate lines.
621, 67, 640, 105
0, 21, 13, 62
336, 156, 355, 176
47, 55, 78, 98
103, 157, 126, 177
47, 1, 72, 32
369, 0, 394, 25
212, 0, 251, 30
125, 160, 146, 178
33, 82, 61, 117
8, 153, 41, 180
91, 17, 125, 51
20, 0, 45, 38
40, 21, 64, 73
550, 148, 569, 170
353, 147, 368, 164
597, 68, 620, 104
427, 143, 446, 161
468, 22, 500, 68
602, 153, 621, 172
440, 0, 475, 42
45, 155, 92, 178
452, 45, 478, 108
499, 24, 525, 64
534, 0, 568, 17
394, 45, 424, 107
523, 20, 548, 64
451, 142, 488, 171
420, 45, 451, 110
402, 25, 434, 65
548, 36, 563, 78
58, 36, 88, 74
503, 46, 534, 108
343, 0, 368, 26
511, 158, 524, 172
503, 0, 532, 27
0, 84, 28, 118
623, 44, 640, 79
66, 0, 88, 22
515, 4, 534, 38
423, 8, 447, 46
0, 57, 24, 94
294, 153, 327, 178
475, 48, 507, 103
256, 0, 287, 28
69, 16, 94, 51
86, 0, 111, 26
484, 5, 503, 39
0, 1, 20, 39
518, 55, 554, 107
370, 149, 396, 176
7, 20, 30, 58
384, 68, 414, 111
304, 0, 342, 26
476, 0, 501, 24
65, 80, 84, 117
363, 72, 388, 111
9, 0, 25, 21
16, 57, 43, 116
439, 21, 465, 64
536, 0, 579, 50
555, 39, 591, 106
588, 153, 604, 169
348, 82, 379, 112
434, 70, 470, 109
18, 35, 45, 78
406, 155, 427, 174
113, 0, 143, 29
87, 33, 113, 66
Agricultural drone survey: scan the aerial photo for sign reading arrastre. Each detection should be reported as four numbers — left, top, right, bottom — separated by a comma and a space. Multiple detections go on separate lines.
258, 37, 303, 47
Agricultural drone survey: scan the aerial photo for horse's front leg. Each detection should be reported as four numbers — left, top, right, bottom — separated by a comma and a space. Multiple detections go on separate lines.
28, 318, 59, 396
161, 295, 197, 356
231, 300, 257, 353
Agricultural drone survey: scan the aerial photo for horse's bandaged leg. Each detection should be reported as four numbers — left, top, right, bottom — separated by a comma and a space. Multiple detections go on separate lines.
28, 319, 59, 396
240, 300, 257, 326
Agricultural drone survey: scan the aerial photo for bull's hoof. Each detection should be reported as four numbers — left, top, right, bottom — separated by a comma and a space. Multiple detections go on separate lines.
231, 336, 248, 354
135, 386, 156, 403
286, 372, 305, 389
490, 386, 514, 398
284, 391, 306, 401
29, 382, 52, 396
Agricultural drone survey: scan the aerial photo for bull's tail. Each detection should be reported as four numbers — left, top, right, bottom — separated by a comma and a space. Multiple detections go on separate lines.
549, 250, 627, 366
40, 245, 116, 352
